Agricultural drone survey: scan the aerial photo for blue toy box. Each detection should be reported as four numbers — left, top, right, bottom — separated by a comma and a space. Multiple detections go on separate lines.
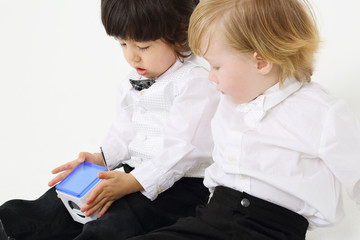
55, 162, 106, 224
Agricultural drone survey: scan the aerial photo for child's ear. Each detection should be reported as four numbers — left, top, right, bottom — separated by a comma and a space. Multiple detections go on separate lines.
253, 52, 272, 74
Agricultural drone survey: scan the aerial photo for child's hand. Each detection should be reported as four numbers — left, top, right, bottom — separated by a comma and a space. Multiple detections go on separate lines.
48, 152, 103, 187
80, 171, 143, 218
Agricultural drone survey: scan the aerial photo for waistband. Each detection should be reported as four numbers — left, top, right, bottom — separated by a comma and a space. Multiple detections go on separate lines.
210, 186, 309, 236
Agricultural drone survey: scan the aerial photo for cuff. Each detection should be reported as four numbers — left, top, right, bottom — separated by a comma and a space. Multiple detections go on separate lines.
130, 161, 178, 201
100, 145, 124, 170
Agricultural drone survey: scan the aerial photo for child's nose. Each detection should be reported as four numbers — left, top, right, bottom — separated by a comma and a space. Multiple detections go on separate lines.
127, 51, 141, 63
131, 54, 141, 63
208, 72, 218, 84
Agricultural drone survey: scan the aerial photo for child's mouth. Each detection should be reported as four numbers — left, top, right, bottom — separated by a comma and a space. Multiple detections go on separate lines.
216, 87, 225, 95
136, 68, 147, 76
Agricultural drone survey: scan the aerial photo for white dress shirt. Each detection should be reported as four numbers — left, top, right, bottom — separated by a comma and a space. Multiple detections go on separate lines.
101, 55, 219, 200
205, 77, 360, 228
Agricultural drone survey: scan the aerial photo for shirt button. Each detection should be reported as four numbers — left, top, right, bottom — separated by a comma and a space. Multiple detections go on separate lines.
241, 198, 250, 207
156, 187, 163, 194
240, 124, 249, 131
138, 134, 147, 141
228, 156, 236, 162
140, 91, 145, 96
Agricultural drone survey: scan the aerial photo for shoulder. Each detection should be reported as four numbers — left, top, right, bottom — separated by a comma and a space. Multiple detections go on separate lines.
174, 55, 209, 77
174, 55, 210, 89
274, 82, 354, 128
286, 82, 343, 112
167, 56, 219, 101
184, 55, 209, 76
262, 82, 358, 150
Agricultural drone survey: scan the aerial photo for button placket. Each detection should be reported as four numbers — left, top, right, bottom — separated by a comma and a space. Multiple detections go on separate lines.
139, 134, 147, 141
239, 174, 246, 180
139, 106, 147, 114
223, 131, 244, 173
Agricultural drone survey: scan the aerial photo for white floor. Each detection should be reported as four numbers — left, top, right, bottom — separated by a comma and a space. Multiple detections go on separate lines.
1, 158, 360, 240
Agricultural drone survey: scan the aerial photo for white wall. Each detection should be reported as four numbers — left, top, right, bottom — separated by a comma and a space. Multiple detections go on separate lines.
0, 0, 359, 239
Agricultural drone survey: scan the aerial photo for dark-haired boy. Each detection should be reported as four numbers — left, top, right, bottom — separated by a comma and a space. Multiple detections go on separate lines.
0, 0, 219, 239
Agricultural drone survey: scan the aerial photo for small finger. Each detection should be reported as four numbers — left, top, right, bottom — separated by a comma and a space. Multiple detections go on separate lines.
82, 188, 104, 213
98, 201, 113, 218
51, 162, 72, 174
48, 171, 70, 187
52, 156, 85, 174
85, 198, 104, 217
86, 184, 103, 205
87, 198, 110, 217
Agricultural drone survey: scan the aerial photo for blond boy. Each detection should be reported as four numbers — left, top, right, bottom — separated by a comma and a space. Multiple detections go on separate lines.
130, 0, 360, 239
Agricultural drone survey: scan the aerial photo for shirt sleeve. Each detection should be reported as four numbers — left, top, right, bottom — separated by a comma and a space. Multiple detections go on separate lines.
130, 67, 219, 200
100, 78, 135, 170
319, 99, 360, 206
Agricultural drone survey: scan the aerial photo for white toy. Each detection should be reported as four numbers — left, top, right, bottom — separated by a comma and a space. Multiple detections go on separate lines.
56, 162, 106, 224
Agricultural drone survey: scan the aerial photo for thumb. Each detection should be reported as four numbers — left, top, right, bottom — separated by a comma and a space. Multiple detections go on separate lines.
77, 152, 90, 163
98, 171, 114, 179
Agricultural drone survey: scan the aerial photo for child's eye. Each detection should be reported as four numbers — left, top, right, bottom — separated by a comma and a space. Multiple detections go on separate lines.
138, 46, 150, 51
212, 66, 220, 71
120, 43, 127, 47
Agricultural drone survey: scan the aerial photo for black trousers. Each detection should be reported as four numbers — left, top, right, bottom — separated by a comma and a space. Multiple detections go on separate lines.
0, 166, 209, 240
130, 186, 309, 240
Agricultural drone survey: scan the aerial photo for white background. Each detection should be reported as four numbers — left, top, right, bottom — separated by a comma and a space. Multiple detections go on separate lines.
0, 0, 359, 239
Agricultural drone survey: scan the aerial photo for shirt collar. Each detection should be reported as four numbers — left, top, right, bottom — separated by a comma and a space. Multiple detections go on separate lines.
263, 77, 303, 111
235, 77, 303, 122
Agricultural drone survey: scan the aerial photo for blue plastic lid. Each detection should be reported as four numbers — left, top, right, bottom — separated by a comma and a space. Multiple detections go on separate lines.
56, 162, 106, 198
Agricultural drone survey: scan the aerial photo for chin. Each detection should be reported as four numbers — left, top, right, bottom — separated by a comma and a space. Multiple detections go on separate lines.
145, 73, 157, 79
229, 97, 244, 105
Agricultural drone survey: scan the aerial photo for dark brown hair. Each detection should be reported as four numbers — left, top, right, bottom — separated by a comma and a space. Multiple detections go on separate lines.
101, 0, 199, 58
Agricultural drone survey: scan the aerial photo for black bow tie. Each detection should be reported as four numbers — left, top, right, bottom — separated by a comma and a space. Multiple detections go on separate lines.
129, 79, 156, 91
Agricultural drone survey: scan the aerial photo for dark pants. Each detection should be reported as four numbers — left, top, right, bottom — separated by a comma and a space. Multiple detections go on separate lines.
0, 166, 209, 240
130, 186, 309, 240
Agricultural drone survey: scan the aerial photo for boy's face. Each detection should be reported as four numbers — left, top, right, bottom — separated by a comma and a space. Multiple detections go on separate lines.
202, 34, 273, 104
117, 38, 177, 79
